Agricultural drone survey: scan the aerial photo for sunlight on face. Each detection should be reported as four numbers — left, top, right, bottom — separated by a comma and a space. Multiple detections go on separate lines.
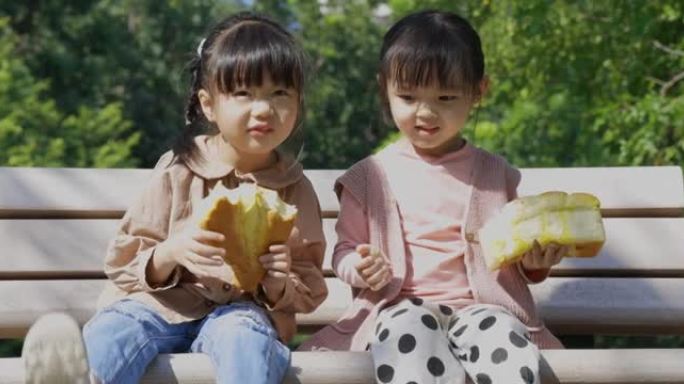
387, 80, 480, 157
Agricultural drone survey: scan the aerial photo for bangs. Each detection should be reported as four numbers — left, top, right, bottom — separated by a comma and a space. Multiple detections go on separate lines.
380, 22, 483, 95
208, 23, 304, 93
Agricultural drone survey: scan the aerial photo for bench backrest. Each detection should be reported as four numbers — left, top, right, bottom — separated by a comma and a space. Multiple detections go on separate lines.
0, 166, 682, 338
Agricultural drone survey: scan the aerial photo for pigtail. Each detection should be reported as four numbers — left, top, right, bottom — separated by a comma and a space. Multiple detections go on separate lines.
173, 40, 210, 163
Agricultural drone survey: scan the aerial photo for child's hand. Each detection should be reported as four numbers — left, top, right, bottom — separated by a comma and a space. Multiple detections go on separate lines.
354, 244, 392, 291
520, 240, 570, 270
156, 227, 226, 280
259, 244, 292, 293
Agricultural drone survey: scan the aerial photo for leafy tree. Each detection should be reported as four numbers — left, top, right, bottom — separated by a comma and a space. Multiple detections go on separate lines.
2, 0, 243, 166
0, 17, 137, 167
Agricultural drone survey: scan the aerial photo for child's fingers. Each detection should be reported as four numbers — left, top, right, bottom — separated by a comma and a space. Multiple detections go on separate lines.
266, 269, 288, 279
356, 244, 372, 257
193, 229, 225, 244
268, 244, 288, 254
190, 241, 226, 259
265, 261, 290, 273
366, 266, 389, 287
531, 240, 542, 259
546, 243, 565, 265
185, 248, 225, 266
369, 269, 392, 291
259, 253, 290, 273
354, 255, 375, 271
560, 244, 572, 258
360, 259, 385, 277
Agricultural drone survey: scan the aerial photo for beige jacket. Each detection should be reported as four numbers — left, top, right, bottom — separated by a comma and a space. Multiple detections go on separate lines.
97, 135, 327, 342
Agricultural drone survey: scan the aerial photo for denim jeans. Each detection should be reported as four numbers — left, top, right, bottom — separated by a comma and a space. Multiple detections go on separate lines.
83, 299, 290, 384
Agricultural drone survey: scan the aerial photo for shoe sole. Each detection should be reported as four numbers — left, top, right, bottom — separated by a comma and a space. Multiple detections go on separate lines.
22, 312, 90, 384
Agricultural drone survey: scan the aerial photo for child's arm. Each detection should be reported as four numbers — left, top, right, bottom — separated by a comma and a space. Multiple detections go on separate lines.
104, 161, 179, 292
332, 189, 371, 288
333, 189, 392, 290
105, 155, 226, 292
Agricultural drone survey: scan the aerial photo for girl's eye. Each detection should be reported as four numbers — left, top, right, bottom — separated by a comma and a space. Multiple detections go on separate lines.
232, 90, 250, 97
439, 95, 459, 101
398, 94, 415, 102
273, 89, 290, 97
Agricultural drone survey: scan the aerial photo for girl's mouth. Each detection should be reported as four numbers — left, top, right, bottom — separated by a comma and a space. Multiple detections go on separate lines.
247, 125, 274, 136
415, 126, 439, 135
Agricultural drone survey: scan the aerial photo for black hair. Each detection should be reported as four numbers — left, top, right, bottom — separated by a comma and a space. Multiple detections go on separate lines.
378, 10, 485, 120
174, 12, 307, 162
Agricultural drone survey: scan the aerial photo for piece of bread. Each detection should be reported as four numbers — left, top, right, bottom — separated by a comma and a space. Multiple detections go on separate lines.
478, 191, 605, 270
196, 182, 298, 292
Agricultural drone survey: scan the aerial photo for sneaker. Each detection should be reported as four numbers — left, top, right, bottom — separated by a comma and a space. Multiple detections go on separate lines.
22, 312, 90, 384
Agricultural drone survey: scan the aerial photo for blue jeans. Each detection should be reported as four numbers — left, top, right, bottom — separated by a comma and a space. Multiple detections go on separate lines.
83, 299, 290, 384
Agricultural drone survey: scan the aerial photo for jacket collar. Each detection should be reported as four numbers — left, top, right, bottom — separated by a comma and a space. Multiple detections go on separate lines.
182, 135, 303, 189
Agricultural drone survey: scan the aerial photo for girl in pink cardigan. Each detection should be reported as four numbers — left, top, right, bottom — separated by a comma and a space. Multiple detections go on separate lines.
300, 10, 568, 384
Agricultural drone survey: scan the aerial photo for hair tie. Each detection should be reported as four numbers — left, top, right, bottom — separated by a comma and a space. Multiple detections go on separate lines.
196, 38, 206, 57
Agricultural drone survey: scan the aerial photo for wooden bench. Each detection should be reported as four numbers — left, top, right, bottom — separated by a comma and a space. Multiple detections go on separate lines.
0, 165, 683, 383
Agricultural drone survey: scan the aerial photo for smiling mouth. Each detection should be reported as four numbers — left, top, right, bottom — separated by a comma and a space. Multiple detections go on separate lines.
415, 126, 439, 134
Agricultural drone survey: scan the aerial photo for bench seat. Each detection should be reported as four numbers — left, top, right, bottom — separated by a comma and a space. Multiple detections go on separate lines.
0, 350, 683, 383
0, 165, 682, 383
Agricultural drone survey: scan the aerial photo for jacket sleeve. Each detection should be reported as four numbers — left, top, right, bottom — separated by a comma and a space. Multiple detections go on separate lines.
331, 188, 370, 288
258, 178, 328, 314
103, 152, 182, 293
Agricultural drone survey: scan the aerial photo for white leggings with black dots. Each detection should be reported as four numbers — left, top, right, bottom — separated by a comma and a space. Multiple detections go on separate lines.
370, 299, 540, 384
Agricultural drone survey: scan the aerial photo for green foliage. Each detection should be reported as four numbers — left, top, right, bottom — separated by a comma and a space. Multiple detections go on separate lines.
1, 1, 682, 170
284, 0, 390, 168
0, 17, 137, 167
466, 1, 684, 167
2, 1, 243, 167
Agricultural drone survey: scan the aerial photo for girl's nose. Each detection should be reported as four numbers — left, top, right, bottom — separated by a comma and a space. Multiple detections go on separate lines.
416, 102, 437, 120
252, 99, 273, 118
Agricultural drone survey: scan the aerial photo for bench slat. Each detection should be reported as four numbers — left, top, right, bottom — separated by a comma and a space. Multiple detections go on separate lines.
299, 277, 684, 335
518, 166, 684, 217
0, 277, 682, 338
2, 218, 683, 278
1, 350, 683, 383
1, 166, 682, 219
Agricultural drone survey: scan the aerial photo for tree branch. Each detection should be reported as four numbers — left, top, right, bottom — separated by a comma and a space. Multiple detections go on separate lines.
653, 40, 684, 57
660, 70, 684, 97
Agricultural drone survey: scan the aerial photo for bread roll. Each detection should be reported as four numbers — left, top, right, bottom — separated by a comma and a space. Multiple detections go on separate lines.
479, 191, 605, 270
196, 182, 297, 292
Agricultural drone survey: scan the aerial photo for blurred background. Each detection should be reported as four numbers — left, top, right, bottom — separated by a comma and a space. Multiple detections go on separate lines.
1, 0, 682, 170
0, 0, 682, 354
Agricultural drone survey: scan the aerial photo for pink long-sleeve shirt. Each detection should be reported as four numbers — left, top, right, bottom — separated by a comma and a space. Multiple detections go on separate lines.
334, 139, 479, 308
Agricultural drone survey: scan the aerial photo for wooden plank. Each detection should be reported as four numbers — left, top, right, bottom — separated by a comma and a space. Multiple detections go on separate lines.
518, 166, 684, 217
0, 277, 683, 338
2, 218, 683, 279
0, 167, 150, 219
298, 277, 684, 335
1, 166, 682, 219
1, 350, 683, 383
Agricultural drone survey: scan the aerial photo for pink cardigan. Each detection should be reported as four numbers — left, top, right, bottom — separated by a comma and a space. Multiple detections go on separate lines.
299, 146, 563, 351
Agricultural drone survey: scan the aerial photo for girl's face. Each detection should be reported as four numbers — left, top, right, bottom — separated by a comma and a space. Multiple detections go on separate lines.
199, 72, 299, 158
387, 79, 485, 157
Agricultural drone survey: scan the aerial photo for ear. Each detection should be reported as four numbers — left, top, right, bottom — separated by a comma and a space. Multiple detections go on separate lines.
198, 89, 215, 122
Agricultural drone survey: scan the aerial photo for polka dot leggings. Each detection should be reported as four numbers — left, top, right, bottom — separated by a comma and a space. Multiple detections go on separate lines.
370, 299, 540, 384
